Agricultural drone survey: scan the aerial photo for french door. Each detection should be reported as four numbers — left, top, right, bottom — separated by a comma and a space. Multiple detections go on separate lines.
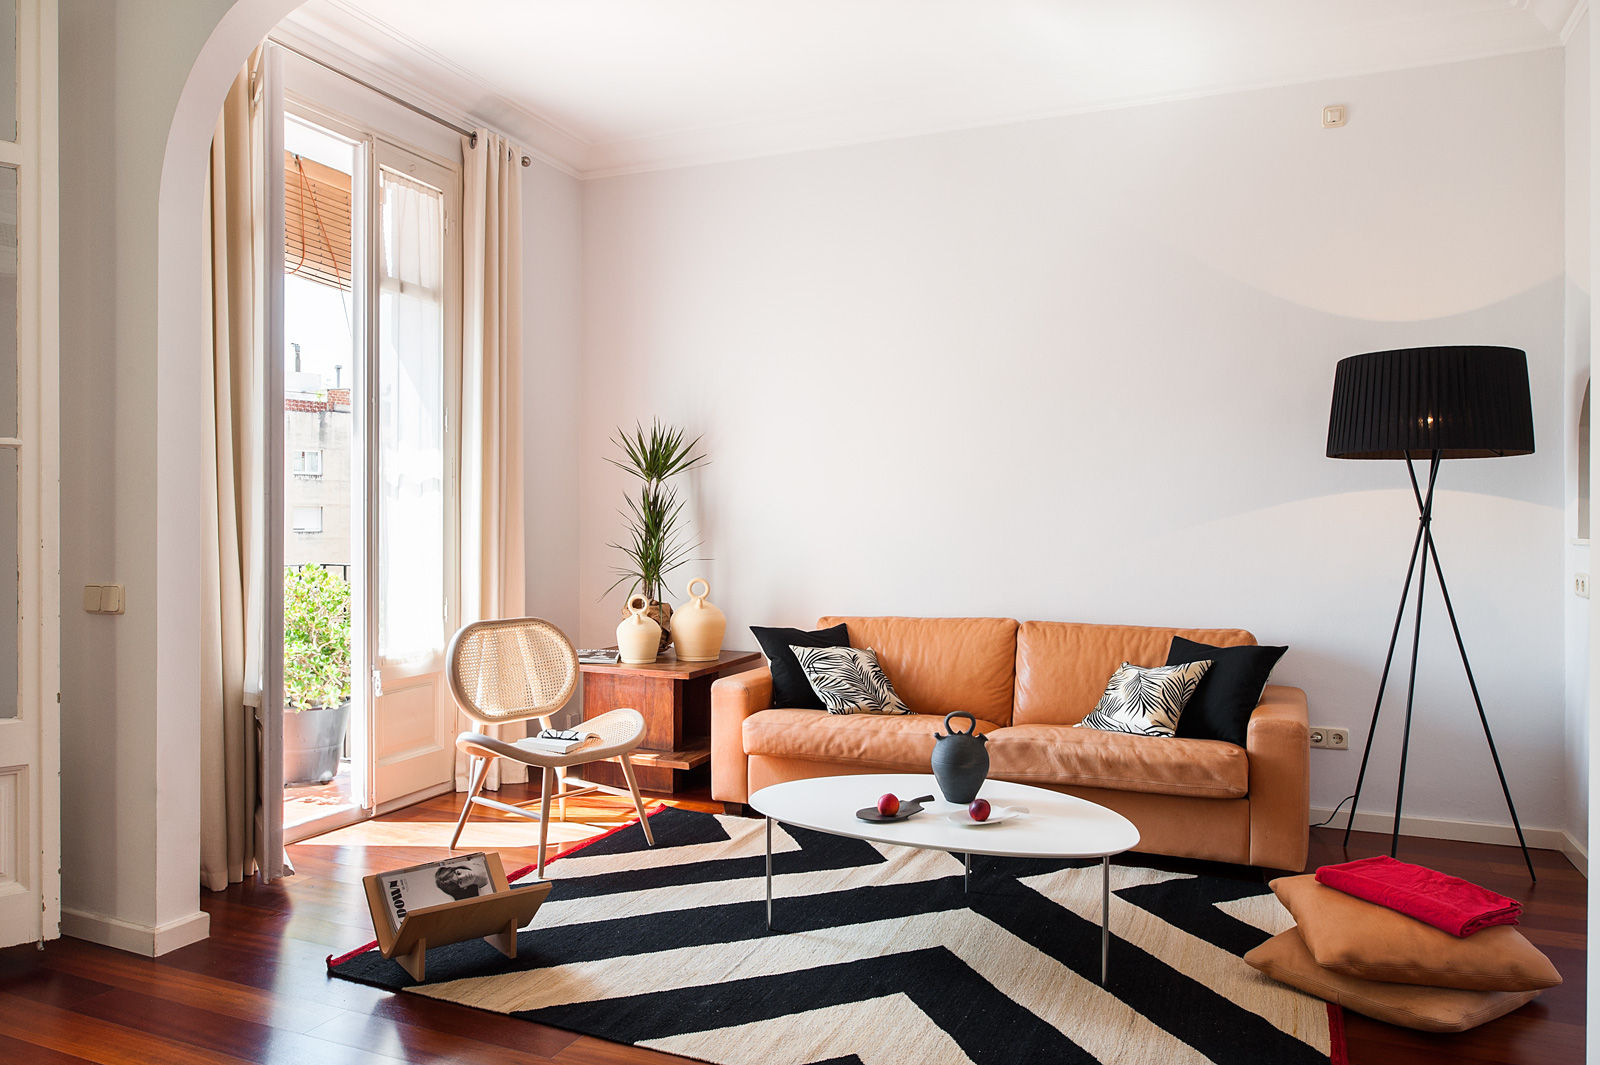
366, 142, 461, 809
0, 0, 56, 949
269, 101, 460, 853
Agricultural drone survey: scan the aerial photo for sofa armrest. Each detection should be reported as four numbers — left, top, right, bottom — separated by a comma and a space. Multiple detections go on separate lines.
711, 666, 773, 804
1246, 684, 1310, 871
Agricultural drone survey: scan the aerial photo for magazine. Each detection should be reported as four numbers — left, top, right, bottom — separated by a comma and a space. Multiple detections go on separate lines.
521, 727, 599, 755
576, 648, 621, 664
378, 853, 493, 931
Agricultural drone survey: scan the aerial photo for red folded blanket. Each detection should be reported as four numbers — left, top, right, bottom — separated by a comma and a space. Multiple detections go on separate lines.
1314, 855, 1522, 937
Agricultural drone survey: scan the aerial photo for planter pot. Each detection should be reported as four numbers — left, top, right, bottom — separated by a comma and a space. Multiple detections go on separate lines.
284, 700, 351, 786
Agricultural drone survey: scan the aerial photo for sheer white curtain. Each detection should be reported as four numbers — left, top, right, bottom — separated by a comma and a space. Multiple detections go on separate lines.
377, 169, 446, 663
456, 130, 528, 790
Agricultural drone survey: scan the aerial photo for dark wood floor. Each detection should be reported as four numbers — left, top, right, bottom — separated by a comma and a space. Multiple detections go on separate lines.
0, 784, 1584, 1064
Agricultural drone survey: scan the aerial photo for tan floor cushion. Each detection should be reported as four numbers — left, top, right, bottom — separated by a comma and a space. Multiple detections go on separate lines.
1271, 875, 1560, 992
1245, 927, 1541, 1033
985, 724, 1248, 798
743, 709, 1002, 771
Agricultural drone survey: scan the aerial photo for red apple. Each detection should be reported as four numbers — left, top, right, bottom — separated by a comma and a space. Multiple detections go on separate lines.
968, 798, 991, 822
877, 793, 900, 817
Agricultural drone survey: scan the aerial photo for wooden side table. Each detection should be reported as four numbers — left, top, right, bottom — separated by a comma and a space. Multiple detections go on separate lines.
578, 649, 764, 793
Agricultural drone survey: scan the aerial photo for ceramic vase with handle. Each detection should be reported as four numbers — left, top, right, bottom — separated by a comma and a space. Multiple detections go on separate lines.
670, 577, 726, 662
616, 595, 661, 664
931, 710, 989, 804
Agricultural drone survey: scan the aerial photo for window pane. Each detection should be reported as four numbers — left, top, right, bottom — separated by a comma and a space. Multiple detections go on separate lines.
0, 447, 14, 718
377, 169, 444, 661
0, 166, 14, 439
0, 0, 16, 143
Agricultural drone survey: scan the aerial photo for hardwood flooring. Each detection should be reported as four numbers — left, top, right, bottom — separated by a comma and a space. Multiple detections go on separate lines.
0, 784, 1584, 1064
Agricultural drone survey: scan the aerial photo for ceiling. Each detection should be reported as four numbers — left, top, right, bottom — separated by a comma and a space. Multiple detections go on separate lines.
277, 0, 1583, 177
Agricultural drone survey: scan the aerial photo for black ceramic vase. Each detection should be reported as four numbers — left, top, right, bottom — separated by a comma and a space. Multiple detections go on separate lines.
931, 710, 989, 804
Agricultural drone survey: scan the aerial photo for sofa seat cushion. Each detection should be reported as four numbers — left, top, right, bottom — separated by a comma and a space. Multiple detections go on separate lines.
986, 724, 1248, 798
743, 708, 1002, 771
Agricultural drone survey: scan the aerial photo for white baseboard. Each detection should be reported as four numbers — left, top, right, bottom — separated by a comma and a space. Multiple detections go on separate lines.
1312, 806, 1587, 875
61, 907, 211, 957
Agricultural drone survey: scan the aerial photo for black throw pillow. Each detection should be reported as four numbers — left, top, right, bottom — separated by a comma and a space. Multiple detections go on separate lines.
1167, 636, 1289, 747
750, 623, 852, 710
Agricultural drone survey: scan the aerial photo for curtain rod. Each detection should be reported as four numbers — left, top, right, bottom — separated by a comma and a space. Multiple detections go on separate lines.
270, 36, 532, 166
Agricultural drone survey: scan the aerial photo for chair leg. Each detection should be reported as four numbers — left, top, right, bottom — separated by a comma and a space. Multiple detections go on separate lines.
618, 753, 654, 846
450, 755, 491, 849
556, 765, 568, 823
537, 766, 555, 878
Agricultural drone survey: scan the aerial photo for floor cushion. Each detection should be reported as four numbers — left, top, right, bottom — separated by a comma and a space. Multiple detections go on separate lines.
1272, 874, 1560, 992
1245, 927, 1542, 1033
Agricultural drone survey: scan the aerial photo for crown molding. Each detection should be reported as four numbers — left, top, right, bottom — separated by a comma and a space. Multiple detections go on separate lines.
1560, 0, 1590, 41
275, 0, 588, 176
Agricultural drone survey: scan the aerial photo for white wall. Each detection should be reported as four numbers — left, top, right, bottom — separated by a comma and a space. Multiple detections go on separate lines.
581, 50, 1571, 838
1563, 12, 1590, 866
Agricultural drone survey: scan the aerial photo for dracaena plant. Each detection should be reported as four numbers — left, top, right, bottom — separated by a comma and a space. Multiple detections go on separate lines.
605, 421, 708, 602
283, 564, 352, 710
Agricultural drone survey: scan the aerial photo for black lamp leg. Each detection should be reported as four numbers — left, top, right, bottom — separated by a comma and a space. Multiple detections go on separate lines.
1343, 492, 1430, 848
1419, 530, 1539, 882
1388, 456, 1438, 856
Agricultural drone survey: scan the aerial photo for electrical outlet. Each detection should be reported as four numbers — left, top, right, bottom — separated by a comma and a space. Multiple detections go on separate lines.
1310, 726, 1349, 750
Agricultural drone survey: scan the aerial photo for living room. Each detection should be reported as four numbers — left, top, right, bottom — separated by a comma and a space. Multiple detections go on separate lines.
0, 1, 1592, 1063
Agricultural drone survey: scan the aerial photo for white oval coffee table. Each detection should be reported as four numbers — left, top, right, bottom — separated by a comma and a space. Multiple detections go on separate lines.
749, 772, 1140, 983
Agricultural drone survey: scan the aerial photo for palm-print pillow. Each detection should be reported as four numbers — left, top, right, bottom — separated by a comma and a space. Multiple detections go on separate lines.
790, 645, 912, 715
1075, 660, 1213, 737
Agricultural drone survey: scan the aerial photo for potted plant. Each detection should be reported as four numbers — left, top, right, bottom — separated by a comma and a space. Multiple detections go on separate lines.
606, 421, 707, 653
283, 563, 352, 786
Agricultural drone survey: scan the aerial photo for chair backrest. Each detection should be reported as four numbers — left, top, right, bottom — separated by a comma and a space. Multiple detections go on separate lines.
447, 617, 579, 726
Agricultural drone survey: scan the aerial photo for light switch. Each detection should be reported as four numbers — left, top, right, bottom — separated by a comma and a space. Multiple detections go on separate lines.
1322, 104, 1347, 128
82, 585, 102, 613
100, 584, 125, 614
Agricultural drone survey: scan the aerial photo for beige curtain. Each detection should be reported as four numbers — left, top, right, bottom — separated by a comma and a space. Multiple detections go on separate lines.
200, 51, 266, 890
456, 131, 529, 790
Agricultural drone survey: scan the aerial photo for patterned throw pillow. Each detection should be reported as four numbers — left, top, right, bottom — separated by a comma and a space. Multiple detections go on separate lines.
790, 645, 912, 715
1075, 660, 1213, 737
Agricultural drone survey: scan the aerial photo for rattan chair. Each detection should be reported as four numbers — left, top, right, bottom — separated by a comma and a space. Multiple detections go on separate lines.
447, 617, 655, 876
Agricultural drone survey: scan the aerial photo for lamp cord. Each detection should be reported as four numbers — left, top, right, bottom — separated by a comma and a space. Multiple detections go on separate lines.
1312, 795, 1356, 830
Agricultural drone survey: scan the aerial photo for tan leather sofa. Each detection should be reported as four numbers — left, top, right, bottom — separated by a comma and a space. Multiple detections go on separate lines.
712, 616, 1309, 871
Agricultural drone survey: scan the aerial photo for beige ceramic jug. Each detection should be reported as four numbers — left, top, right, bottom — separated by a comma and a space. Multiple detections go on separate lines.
671, 577, 727, 662
616, 594, 662, 664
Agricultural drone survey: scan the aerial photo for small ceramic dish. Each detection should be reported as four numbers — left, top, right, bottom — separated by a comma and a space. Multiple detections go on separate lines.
855, 794, 936, 823
944, 804, 1028, 827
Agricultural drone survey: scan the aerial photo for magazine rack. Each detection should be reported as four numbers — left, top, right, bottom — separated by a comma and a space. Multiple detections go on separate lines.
361, 853, 553, 981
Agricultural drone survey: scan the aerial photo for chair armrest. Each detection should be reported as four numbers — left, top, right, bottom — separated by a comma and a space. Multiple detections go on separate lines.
711, 666, 772, 804
1246, 684, 1310, 871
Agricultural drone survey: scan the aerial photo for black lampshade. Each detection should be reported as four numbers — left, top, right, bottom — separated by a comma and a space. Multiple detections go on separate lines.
1326, 345, 1535, 460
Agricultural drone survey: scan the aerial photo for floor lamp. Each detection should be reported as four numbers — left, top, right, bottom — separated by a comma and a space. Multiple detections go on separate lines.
1326, 345, 1538, 881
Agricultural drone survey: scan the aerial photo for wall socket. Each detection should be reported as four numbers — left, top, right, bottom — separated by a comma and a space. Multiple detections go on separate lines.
1576, 573, 1591, 599
1309, 726, 1348, 750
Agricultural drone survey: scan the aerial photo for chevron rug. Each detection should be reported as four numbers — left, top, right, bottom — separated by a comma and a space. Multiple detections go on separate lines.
330, 808, 1344, 1065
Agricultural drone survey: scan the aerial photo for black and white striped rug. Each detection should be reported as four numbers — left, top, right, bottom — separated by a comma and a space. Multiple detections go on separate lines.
330, 807, 1344, 1065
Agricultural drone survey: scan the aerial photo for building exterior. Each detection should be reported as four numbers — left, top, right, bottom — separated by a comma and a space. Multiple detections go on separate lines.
284, 386, 352, 571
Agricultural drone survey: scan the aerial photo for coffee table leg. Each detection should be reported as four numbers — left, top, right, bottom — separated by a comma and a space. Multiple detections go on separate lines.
1101, 856, 1110, 984
964, 852, 971, 894
765, 817, 773, 931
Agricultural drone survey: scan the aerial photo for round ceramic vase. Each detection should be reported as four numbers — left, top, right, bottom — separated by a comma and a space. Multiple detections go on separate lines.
671, 577, 727, 662
616, 595, 662, 664
931, 710, 990, 804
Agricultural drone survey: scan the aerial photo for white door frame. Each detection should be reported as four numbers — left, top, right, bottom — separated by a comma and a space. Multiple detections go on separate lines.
0, 0, 59, 949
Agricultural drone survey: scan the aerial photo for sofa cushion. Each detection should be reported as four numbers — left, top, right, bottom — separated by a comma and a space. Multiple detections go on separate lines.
1014, 621, 1256, 727
744, 708, 1002, 771
985, 723, 1248, 798
818, 616, 1018, 726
